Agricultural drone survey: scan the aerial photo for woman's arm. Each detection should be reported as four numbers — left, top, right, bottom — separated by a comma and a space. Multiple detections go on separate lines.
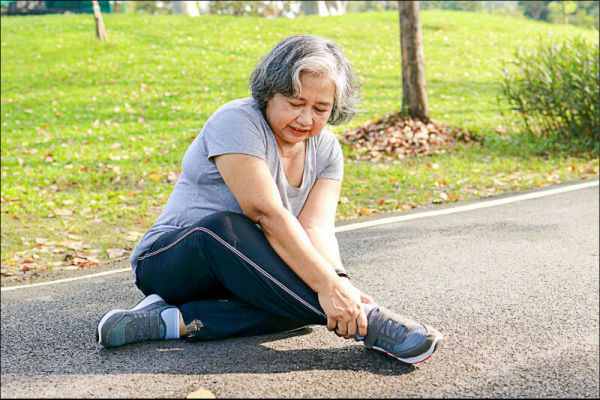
297, 178, 344, 271
298, 178, 375, 307
214, 153, 368, 338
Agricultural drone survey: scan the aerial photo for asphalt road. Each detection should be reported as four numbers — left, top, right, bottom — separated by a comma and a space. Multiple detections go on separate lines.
1, 181, 599, 398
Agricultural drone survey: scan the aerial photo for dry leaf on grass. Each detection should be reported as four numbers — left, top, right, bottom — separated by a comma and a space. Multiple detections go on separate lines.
106, 248, 126, 258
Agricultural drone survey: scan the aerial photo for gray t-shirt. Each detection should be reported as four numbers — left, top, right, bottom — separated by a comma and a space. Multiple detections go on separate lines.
130, 97, 344, 273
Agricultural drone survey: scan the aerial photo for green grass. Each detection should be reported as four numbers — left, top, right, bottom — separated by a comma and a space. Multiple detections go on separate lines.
1, 10, 598, 277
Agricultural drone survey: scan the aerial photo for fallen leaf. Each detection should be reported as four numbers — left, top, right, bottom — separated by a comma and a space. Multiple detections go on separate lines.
46, 261, 67, 267
187, 387, 216, 399
78, 261, 99, 268
106, 248, 125, 258
19, 264, 33, 271
54, 209, 73, 217
167, 171, 178, 183
70, 257, 89, 266
124, 231, 143, 241
584, 168, 598, 174
359, 207, 373, 216
59, 240, 84, 251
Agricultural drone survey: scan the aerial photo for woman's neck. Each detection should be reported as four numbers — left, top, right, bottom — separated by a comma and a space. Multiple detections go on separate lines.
275, 137, 306, 159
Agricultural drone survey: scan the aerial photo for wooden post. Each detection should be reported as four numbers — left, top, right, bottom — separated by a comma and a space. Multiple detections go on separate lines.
92, 0, 108, 42
399, 0, 429, 123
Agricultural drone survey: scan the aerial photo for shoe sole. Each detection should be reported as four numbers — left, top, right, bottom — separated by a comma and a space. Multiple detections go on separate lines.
96, 294, 164, 346
372, 333, 443, 364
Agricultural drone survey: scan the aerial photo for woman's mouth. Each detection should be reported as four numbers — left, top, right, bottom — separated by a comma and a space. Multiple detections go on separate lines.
289, 126, 310, 137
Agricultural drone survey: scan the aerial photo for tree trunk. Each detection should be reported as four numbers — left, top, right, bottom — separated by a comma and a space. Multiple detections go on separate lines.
563, 1, 568, 24
172, 1, 200, 16
92, 0, 108, 42
301, 1, 320, 15
399, 1, 429, 122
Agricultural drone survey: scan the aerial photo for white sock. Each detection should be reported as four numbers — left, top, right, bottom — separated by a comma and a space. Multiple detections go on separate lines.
160, 308, 181, 339
362, 302, 377, 318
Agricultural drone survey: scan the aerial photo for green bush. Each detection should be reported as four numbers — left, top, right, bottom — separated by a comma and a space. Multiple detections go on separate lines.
499, 35, 599, 149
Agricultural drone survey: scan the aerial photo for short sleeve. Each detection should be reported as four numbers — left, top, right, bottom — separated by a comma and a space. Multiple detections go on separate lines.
202, 106, 267, 162
316, 132, 344, 181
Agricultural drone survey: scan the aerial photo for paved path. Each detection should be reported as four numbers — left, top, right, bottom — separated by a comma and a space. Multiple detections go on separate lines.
1, 181, 598, 398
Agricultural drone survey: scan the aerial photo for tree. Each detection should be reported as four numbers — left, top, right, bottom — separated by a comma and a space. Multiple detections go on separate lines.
548, 0, 577, 24
398, 1, 429, 123
519, 1, 550, 21
300, 1, 347, 16
172, 0, 199, 16
92, 0, 108, 42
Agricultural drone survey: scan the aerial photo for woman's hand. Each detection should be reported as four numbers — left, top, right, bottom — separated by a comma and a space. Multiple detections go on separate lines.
319, 278, 368, 339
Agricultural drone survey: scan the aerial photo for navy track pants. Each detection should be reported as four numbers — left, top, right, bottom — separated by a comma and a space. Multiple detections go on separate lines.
134, 211, 328, 341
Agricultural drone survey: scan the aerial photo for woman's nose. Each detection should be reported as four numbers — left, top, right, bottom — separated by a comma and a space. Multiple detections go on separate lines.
296, 106, 312, 126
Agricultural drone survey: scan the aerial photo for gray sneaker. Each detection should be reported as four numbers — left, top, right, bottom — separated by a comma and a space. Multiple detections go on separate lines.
363, 307, 443, 364
96, 294, 176, 348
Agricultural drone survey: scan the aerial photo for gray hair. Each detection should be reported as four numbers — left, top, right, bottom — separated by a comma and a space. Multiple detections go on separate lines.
249, 35, 361, 126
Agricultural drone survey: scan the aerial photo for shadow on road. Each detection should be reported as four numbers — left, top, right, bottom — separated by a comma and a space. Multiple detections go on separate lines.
94, 327, 415, 377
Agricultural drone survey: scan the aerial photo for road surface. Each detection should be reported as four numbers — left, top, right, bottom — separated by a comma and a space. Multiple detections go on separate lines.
1, 180, 598, 398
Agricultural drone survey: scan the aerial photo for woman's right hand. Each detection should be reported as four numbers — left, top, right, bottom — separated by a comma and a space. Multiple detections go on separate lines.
318, 278, 368, 339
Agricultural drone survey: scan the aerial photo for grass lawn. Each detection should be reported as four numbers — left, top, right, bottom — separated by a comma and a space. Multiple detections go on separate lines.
1, 10, 598, 278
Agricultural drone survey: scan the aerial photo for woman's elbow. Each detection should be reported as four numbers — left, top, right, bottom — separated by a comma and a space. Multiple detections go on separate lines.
242, 203, 286, 227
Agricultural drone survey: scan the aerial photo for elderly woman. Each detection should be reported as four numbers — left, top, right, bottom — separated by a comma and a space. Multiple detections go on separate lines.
97, 35, 442, 364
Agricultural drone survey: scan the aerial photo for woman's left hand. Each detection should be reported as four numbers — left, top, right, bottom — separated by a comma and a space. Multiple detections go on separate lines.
335, 278, 376, 339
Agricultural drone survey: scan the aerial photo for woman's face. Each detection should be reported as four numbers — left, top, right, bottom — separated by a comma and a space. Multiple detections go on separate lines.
264, 72, 335, 149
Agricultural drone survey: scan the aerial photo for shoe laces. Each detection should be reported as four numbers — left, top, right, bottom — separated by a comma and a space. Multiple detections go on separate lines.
382, 318, 404, 340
